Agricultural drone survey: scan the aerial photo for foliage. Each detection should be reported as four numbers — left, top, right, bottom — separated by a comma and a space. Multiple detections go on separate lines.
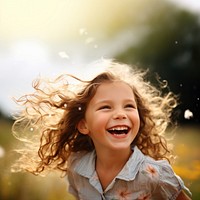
116, 8, 200, 125
172, 126, 200, 199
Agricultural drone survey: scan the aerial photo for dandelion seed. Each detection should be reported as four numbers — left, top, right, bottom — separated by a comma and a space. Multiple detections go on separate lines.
79, 28, 87, 35
30, 127, 34, 132
0, 146, 5, 158
175, 41, 178, 44
64, 103, 67, 108
180, 83, 183, 87
85, 37, 95, 44
94, 44, 98, 49
197, 97, 199, 101
78, 107, 82, 111
184, 109, 193, 119
58, 51, 69, 59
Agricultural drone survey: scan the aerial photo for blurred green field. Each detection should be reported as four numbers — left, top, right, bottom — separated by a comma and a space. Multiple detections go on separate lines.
172, 126, 200, 199
0, 119, 199, 200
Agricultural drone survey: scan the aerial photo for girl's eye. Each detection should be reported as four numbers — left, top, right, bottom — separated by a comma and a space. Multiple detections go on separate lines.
98, 105, 111, 110
125, 104, 135, 109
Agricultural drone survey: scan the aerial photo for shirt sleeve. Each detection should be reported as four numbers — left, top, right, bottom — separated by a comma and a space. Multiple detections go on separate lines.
66, 153, 81, 200
67, 170, 79, 199
153, 161, 192, 200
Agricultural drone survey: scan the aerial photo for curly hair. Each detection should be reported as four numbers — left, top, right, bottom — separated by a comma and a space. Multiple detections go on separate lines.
12, 60, 177, 176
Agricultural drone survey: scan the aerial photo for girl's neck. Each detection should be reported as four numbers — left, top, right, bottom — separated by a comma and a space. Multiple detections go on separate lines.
96, 148, 132, 170
95, 147, 133, 190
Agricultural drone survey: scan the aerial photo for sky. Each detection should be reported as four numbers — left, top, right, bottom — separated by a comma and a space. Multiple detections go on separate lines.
0, 0, 200, 116
168, 0, 200, 13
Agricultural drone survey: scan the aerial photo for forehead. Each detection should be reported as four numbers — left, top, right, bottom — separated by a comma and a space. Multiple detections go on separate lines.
92, 81, 135, 100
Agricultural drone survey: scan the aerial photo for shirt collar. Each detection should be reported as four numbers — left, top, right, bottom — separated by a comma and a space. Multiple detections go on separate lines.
116, 146, 145, 181
74, 150, 96, 178
74, 146, 145, 181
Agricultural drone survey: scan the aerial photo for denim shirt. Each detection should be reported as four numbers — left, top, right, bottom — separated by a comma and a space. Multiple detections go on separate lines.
67, 146, 191, 200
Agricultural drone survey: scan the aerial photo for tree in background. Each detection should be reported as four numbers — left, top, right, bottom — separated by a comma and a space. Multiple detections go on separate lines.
116, 7, 200, 125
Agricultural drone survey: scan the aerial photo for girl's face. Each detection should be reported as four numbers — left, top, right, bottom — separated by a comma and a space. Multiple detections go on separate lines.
78, 81, 140, 153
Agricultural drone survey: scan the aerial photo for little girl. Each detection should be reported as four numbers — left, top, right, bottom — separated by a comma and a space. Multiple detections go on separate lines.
12, 60, 191, 199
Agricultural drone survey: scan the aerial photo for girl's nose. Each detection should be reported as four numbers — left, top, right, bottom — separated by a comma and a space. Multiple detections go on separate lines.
113, 110, 127, 120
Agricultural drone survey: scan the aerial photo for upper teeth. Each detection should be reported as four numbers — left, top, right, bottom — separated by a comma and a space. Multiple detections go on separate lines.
109, 127, 128, 131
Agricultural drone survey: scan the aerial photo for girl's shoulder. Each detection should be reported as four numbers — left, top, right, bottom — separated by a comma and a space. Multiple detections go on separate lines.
135, 147, 176, 182
130, 146, 174, 180
133, 146, 171, 169
141, 153, 172, 172
139, 155, 174, 182
135, 147, 191, 197
68, 151, 88, 165
68, 150, 95, 172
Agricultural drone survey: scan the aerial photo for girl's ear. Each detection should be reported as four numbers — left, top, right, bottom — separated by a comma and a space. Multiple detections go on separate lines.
77, 119, 89, 135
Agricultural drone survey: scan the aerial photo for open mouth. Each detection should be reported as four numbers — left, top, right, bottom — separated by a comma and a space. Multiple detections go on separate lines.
107, 126, 130, 135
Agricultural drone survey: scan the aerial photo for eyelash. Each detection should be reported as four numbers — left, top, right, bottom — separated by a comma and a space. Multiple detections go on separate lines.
98, 104, 135, 110
125, 104, 135, 108
99, 105, 111, 110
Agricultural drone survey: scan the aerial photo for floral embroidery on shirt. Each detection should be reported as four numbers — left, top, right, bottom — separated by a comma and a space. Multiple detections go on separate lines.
137, 193, 151, 200
145, 165, 158, 178
114, 187, 132, 200
68, 146, 191, 199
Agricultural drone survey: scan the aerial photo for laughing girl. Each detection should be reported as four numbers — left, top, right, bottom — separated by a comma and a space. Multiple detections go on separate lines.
12, 60, 191, 200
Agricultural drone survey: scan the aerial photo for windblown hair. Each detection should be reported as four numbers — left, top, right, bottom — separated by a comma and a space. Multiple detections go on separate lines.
12, 60, 177, 176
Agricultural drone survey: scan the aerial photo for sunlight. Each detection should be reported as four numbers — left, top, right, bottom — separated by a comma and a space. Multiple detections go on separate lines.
0, 0, 143, 42
11, 40, 48, 62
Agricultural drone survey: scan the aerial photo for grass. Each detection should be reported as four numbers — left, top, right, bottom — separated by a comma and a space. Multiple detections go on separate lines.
172, 126, 200, 199
0, 119, 199, 199
0, 119, 75, 200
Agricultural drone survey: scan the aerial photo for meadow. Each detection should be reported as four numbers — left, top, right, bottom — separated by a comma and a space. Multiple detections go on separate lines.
0, 119, 199, 200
